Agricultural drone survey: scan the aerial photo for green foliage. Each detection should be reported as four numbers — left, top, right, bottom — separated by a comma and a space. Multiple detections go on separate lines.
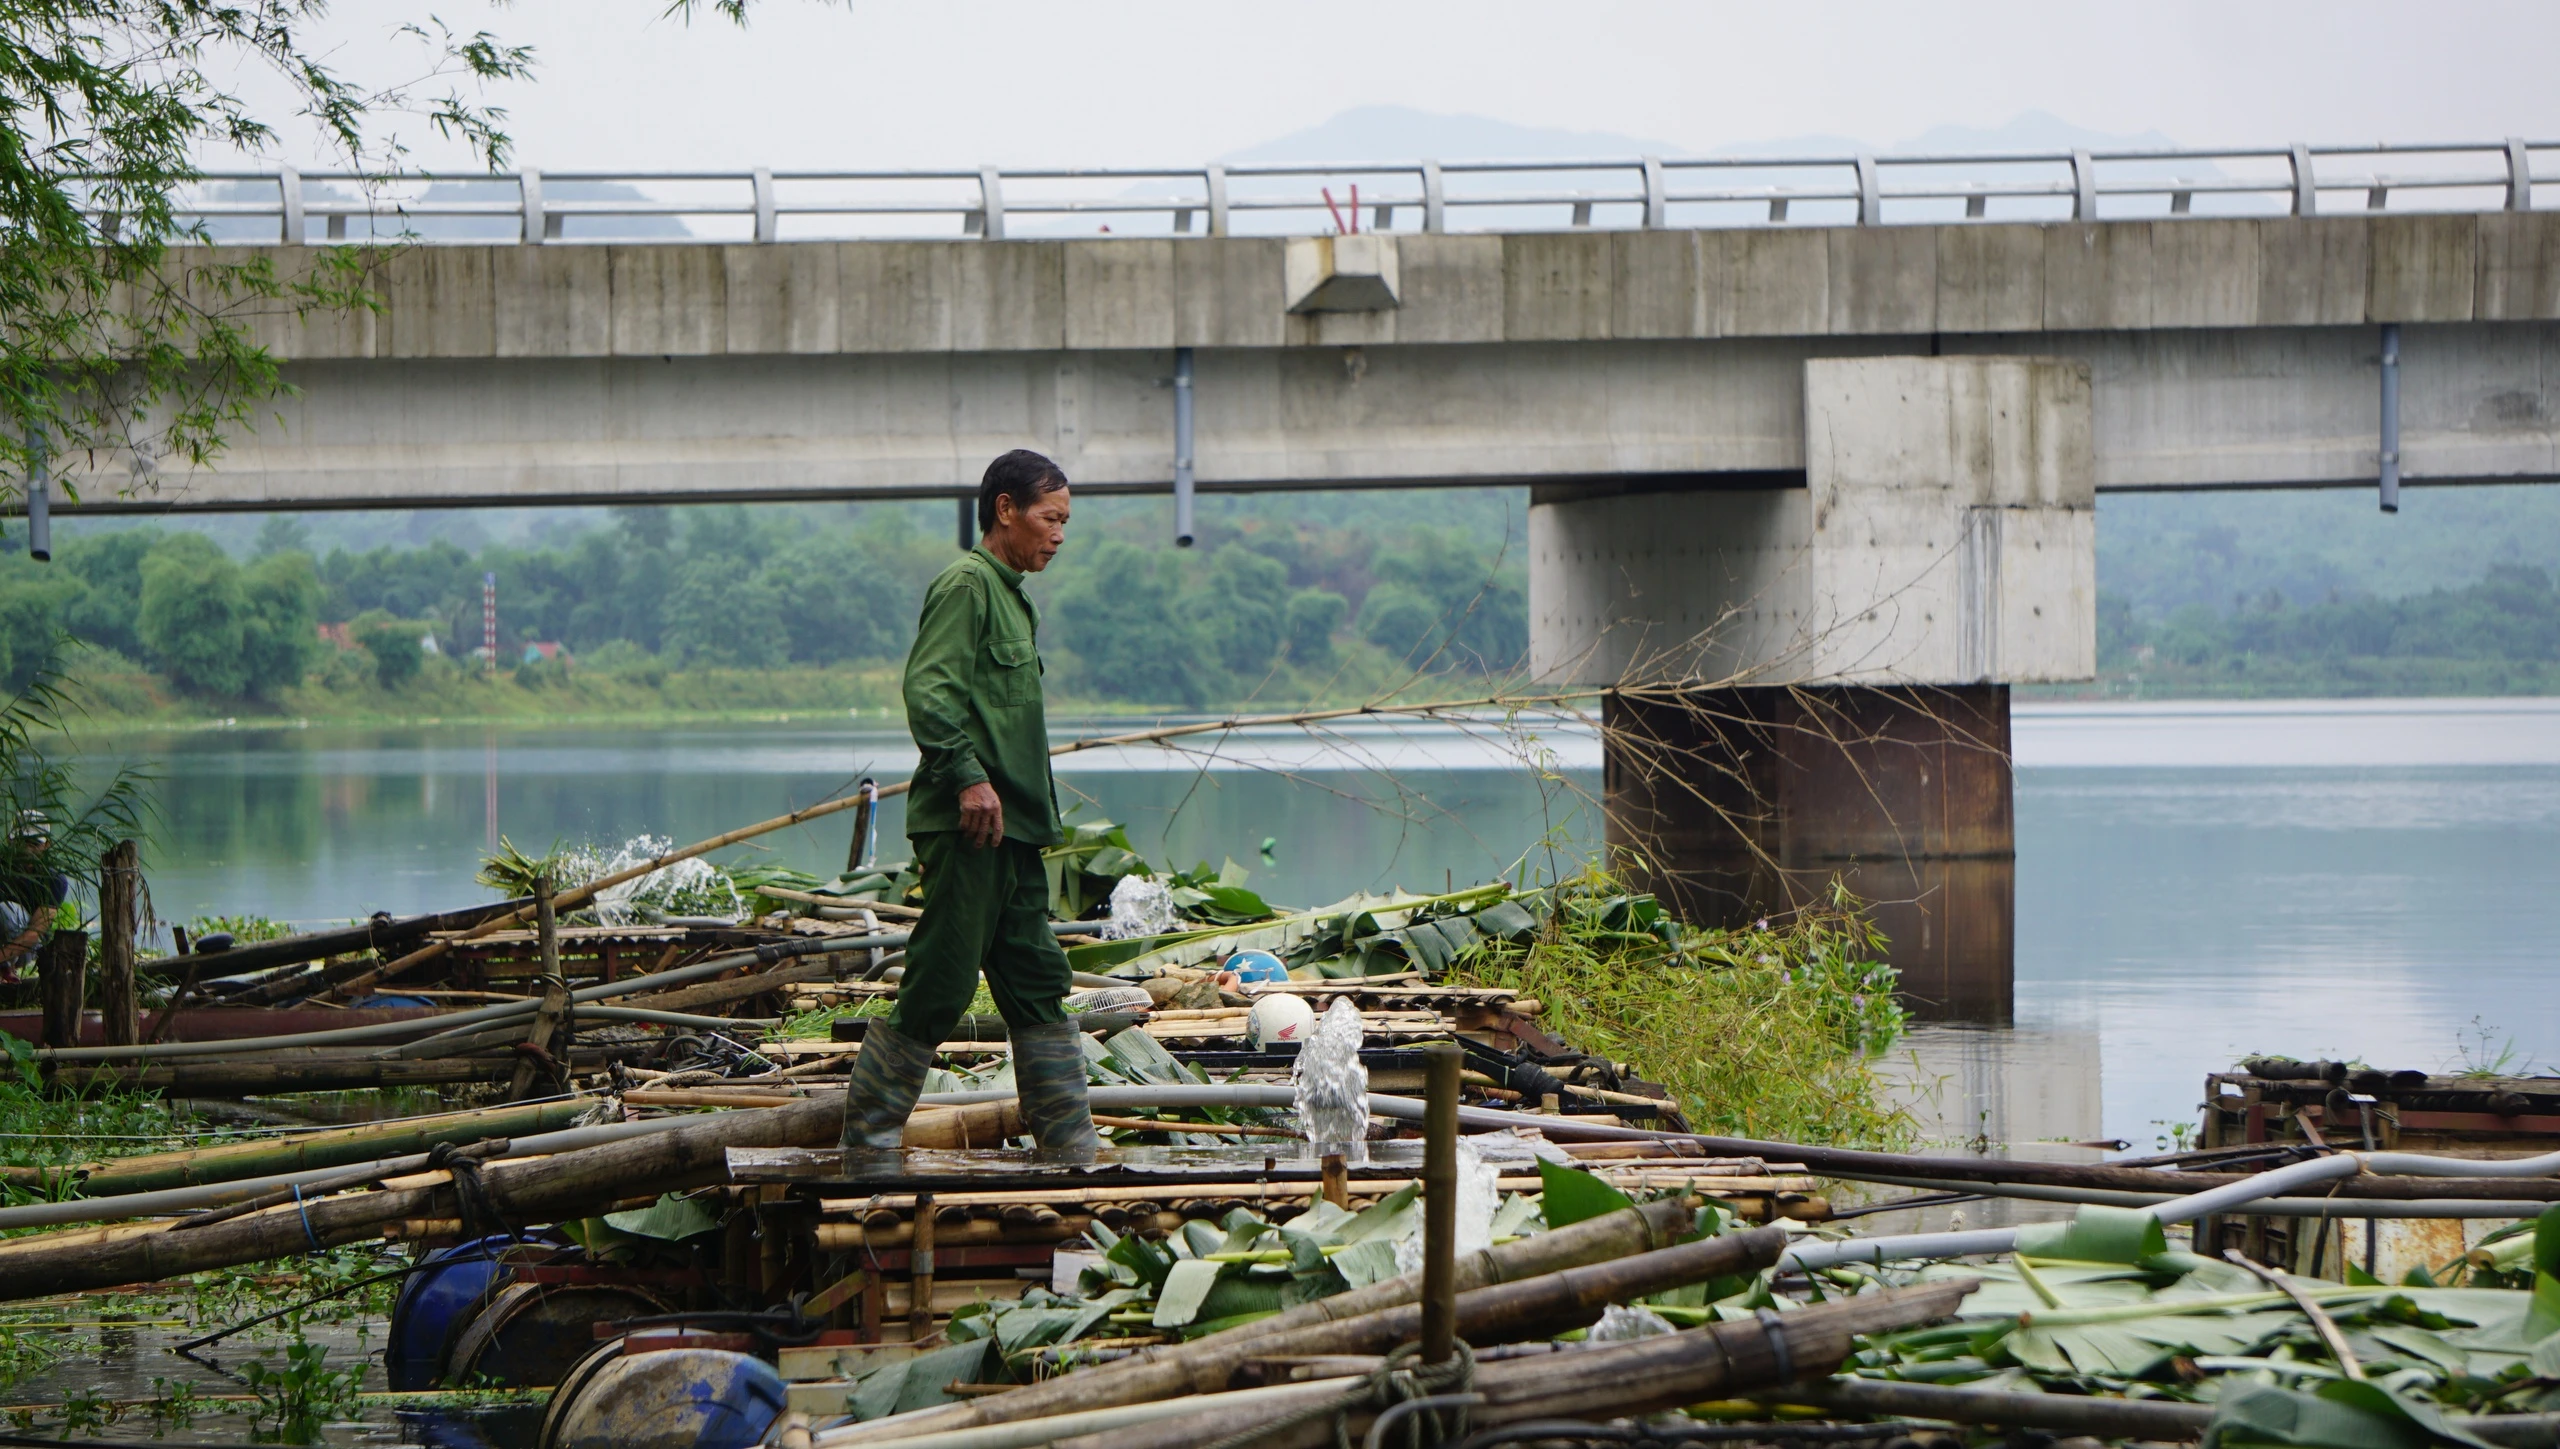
1453, 868, 1911, 1147
133, 534, 317, 698
1047, 539, 1209, 707
1283, 588, 1348, 668
1534, 1160, 1635, 1228
184, 913, 291, 946
238, 1332, 366, 1444
349, 610, 426, 689
1197, 544, 1289, 675
0, 3, 531, 506
0, 658, 148, 919
2095, 563, 2560, 696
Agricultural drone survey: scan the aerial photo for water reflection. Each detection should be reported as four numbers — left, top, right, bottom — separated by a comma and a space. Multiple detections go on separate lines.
68, 702, 2560, 1149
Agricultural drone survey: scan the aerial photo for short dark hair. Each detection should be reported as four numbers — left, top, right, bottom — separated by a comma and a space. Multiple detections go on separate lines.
977, 449, 1070, 533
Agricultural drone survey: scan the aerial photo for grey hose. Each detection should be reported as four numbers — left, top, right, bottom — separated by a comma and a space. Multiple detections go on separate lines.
1849, 1172, 2547, 1219
1781, 1147, 2560, 1271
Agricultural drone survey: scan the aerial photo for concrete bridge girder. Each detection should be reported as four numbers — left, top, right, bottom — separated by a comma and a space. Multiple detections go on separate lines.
69, 321, 2560, 512
48, 211, 2560, 509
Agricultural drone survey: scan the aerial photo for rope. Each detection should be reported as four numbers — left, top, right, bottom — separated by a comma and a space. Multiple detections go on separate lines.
290, 1183, 320, 1251
426, 1141, 516, 1243
1201, 1341, 1477, 1449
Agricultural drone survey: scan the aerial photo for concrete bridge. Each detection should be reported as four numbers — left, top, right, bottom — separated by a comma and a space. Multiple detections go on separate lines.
54, 145, 2560, 1015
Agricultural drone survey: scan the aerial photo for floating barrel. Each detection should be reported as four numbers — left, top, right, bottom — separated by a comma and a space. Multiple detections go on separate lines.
387, 1235, 560, 1392
445, 1276, 678, 1389
540, 1348, 786, 1449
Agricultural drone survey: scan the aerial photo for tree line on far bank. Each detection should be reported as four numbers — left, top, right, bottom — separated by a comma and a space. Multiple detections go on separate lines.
0, 504, 1529, 706
2096, 563, 2560, 689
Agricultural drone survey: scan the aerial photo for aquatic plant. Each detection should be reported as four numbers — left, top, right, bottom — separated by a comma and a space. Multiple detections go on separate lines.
0, 657, 150, 924
478, 833, 745, 924
1452, 865, 1914, 1149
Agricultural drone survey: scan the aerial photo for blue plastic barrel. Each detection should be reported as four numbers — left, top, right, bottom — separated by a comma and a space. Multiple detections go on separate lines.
386, 1233, 560, 1391
544, 1349, 787, 1449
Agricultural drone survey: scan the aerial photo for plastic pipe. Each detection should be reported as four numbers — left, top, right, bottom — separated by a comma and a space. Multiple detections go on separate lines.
1781, 1147, 2560, 1271
2379, 322, 2402, 513
1849, 1172, 2549, 1219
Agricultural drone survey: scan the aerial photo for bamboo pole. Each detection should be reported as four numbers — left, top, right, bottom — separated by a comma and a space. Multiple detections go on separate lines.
811, 1198, 1696, 1446
96, 841, 139, 1047
321, 691, 1590, 1000
1046, 1280, 1978, 1449
76, 1097, 598, 1196
0, 1094, 1026, 1300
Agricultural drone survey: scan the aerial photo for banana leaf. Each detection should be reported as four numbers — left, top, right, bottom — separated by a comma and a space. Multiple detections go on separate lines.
2202, 1381, 2495, 1449
847, 1339, 995, 1422
1537, 1160, 1635, 1229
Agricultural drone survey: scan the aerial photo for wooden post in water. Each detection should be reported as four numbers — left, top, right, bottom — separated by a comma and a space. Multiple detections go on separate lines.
1420, 1041, 1461, 1365
97, 841, 140, 1047
508, 878, 569, 1102
38, 929, 88, 1049
910, 1193, 938, 1342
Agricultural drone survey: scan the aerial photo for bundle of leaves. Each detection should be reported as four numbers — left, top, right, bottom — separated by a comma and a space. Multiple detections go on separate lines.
1451, 866, 1912, 1149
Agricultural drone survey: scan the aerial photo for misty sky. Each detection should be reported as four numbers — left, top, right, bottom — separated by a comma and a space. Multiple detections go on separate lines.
232, 1, 2557, 171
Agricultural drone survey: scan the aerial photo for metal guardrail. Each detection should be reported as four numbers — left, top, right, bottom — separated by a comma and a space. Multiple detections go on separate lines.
125, 139, 2556, 245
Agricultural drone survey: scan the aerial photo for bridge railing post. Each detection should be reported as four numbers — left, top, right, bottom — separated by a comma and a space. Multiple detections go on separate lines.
520, 168, 546, 245
2289, 144, 2317, 216
1421, 160, 1445, 234
1206, 164, 1229, 237
977, 166, 1007, 240
2069, 151, 2095, 221
752, 168, 777, 243
1854, 153, 1879, 225
1640, 156, 1666, 229
278, 164, 305, 245
2508, 138, 2534, 211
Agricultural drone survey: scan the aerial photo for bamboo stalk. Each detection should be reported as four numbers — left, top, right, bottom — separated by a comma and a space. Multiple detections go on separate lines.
1091, 1116, 1300, 1139
76, 1097, 598, 1196
0, 1095, 1027, 1300
321, 691, 1587, 1001
810, 1198, 1696, 1446
625, 1089, 805, 1108
1048, 1279, 1978, 1449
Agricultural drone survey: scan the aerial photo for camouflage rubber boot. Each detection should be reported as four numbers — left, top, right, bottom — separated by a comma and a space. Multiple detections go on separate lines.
836, 1020, 937, 1163
1009, 1019, 1101, 1160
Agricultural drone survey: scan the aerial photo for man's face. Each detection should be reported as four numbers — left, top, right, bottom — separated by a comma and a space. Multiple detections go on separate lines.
1003, 487, 1071, 572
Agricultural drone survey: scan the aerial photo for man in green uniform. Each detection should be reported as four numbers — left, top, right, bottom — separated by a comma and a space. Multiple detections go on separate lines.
839, 449, 1099, 1161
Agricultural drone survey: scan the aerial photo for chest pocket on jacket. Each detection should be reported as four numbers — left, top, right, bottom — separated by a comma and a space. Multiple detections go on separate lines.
986, 635, 1042, 705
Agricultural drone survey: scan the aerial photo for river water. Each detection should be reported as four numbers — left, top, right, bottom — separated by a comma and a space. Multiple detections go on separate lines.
71, 697, 2560, 1149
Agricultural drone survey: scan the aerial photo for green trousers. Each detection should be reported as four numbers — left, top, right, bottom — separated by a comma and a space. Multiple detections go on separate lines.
883, 832, 1072, 1047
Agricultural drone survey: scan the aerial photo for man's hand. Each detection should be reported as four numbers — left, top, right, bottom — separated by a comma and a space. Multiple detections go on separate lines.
958, 781, 1004, 848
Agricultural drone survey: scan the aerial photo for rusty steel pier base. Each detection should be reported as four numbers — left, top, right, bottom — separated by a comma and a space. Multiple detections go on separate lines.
1603, 683, 2016, 1025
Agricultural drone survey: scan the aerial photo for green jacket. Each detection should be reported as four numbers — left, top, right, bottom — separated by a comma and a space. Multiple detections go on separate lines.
901, 546, 1062, 846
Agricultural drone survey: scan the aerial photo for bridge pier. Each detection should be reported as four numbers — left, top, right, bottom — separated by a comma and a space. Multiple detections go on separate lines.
1531, 354, 2095, 1022
1600, 684, 2016, 1023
